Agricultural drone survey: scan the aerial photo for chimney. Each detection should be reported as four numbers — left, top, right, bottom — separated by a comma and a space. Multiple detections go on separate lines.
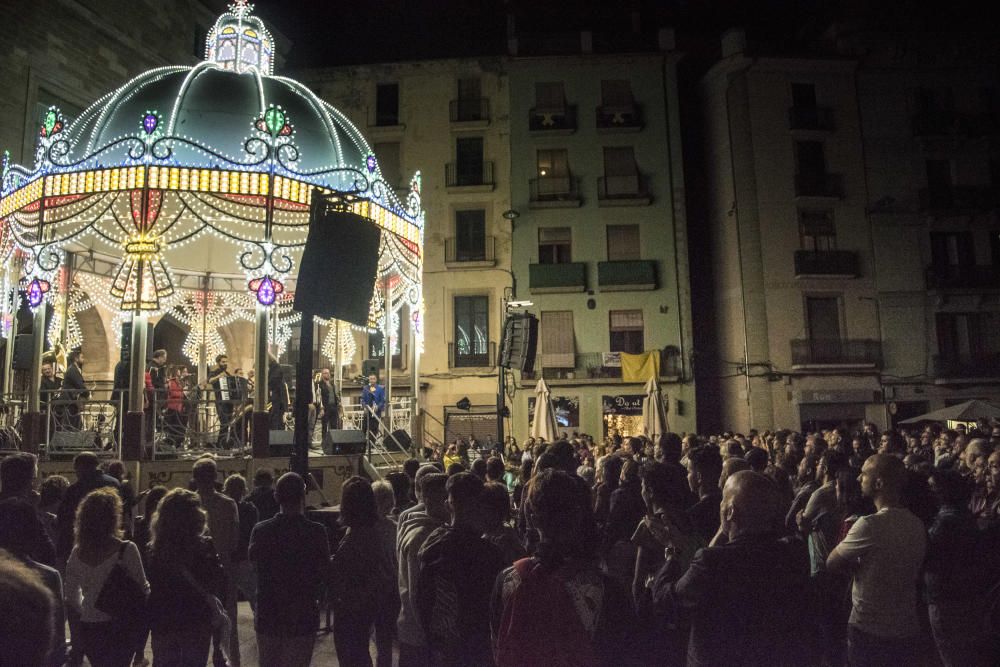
721, 28, 747, 58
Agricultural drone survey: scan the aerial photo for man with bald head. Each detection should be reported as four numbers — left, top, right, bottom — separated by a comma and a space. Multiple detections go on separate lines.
827, 454, 926, 666
652, 471, 812, 666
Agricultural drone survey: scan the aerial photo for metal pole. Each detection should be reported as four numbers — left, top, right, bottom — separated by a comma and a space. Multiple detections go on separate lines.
27, 303, 46, 414
409, 305, 420, 448
254, 303, 268, 411
383, 275, 393, 429
334, 320, 343, 398
1, 261, 21, 398
292, 311, 314, 476
127, 313, 148, 414
59, 252, 73, 351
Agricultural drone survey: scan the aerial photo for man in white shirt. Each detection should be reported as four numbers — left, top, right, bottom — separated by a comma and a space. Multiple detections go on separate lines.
827, 454, 927, 666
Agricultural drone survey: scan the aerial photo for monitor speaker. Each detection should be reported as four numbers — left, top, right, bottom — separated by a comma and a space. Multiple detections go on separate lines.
361, 359, 381, 378
268, 430, 294, 457
383, 429, 411, 452
498, 313, 538, 373
322, 429, 367, 455
12, 334, 34, 370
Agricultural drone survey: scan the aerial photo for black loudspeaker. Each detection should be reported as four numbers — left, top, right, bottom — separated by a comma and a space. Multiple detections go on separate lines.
322, 429, 367, 455
362, 359, 380, 378
268, 430, 294, 457
119, 321, 154, 363
498, 313, 538, 373
295, 200, 382, 326
383, 429, 411, 452
12, 334, 34, 370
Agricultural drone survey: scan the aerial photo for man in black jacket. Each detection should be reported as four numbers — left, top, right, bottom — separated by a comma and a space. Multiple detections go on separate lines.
60, 348, 89, 431
55, 451, 119, 558
318, 367, 340, 438
653, 470, 814, 666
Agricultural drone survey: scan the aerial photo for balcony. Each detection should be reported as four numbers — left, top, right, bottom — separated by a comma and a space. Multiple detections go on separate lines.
911, 110, 959, 137
932, 354, 1000, 381
528, 262, 586, 293
597, 260, 657, 291
788, 106, 835, 131
445, 161, 494, 191
597, 174, 651, 206
790, 339, 882, 369
596, 104, 643, 132
529, 105, 577, 133
448, 341, 496, 369
445, 236, 496, 268
449, 98, 490, 125
919, 186, 1000, 212
794, 250, 860, 278
794, 172, 844, 199
925, 264, 1000, 290
529, 175, 582, 208
525, 350, 683, 384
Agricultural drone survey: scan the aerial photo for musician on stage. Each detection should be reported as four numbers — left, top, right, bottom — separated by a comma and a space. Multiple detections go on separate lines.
318, 367, 341, 438
207, 354, 235, 448
359, 372, 385, 441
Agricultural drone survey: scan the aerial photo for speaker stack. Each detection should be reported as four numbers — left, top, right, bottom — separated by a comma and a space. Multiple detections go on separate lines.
322, 429, 367, 455
498, 313, 538, 373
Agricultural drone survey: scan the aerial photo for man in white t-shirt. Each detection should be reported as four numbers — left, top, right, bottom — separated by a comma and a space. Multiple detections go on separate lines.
827, 453, 927, 666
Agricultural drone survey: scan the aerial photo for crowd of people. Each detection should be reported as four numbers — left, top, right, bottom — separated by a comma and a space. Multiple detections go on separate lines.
1, 418, 999, 666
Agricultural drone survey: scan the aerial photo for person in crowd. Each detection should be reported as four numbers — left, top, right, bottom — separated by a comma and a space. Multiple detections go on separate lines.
329, 476, 398, 667
0, 452, 55, 566
417, 472, 506, 667
57, 452, 119, 559
718, 456, 750, 491
145, 488, 226, 665
106, 460, 137, 530
60, 348, 89, 431
222, 474, 259, 612
442, 443, 461, 471
470, 458, 488, 479
593, 454, 624, 528
247, 468, 280, 522
372, 479, 396, 520
484, 457, 506, 485
798, 449, 848, 574
685, 446, 724, 543
249, 472, 330, 667
827, 454, 928, 665
163, 367, 188, 450
786, 453, 820, 532
924, 468, 993, 666
386, 470, 414, 518
745, 446, 769, 473
491, 469, 641, 666
397, 464, 441, 525
481, 482, 525, 565
653, 471, 813, 666
602, 456, 645, 585
0, 498, 66, 666
40, 361, 63, 433
985, 449, 1000, 527
191, 457, 240, 667
64, 488, 149, 667
360, 372, 386, 440
0, 550, 57, 667
38, 474, 68, 548
403, 459, 421, 502
396, 472, 449, 667
512, 458, 533, 510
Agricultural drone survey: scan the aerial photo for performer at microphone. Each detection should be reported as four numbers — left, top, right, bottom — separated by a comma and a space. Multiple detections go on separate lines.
359, 372, 385, 441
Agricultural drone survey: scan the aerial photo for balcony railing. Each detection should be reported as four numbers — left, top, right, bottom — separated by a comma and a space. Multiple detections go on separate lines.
445, 161, 494, 188
932, 354, 1000, 379
529, 105, 577, 132
597, 174, 650, 204
445, 235, 496, 265
529, 350, 682, 382
790, 339, 882, 367
918, 186, 1000, 212
449, 97, 490, 123
794, 250, 860, 278
597, 260, 657, 290
529, 175, 582, 206
911, 110, 959, 137
529, 262, 586, 292
794, 172, 844, 198
448, 341, 496, 368
925, 264, 1000, 290
788, 106, 835, 131
596, 104, 643, 130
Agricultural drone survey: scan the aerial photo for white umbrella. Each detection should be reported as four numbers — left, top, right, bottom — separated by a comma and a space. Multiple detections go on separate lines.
642, 377, 668, 439
530, 378, 559, 442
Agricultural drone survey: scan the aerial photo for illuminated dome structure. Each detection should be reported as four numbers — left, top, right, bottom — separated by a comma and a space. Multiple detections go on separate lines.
0, 1, 424, 379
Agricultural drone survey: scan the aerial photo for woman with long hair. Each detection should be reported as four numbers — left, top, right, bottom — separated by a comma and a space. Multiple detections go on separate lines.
145, 488, 226, 666
64, 487, 149, 667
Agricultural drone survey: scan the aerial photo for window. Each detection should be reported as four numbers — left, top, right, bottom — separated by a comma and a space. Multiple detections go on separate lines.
541, 311, 576, 368
607, 225, 640, 261
991, 230, 1000, 266
799, 210, 836, 251
600, 80, 633, 111
454, 296, 490, 367
805, 296, 841, 341
535, 82, 566, 112
936, 312, 1000, 360
610, 310, 644, 354
795, 141, 826, 176
930, 231, 974, 266
791, 83, 817, 109
603, 146, 639, 196
367, 316, 404, 368
925, 159, 953, 207
536, 149, 571, 197
538, 227, 571, 264
455, 77, 484, 121
375, 83, 399, 126
455, 137, 484, 185
373, 142, 401, 187
455, 209, 486, 261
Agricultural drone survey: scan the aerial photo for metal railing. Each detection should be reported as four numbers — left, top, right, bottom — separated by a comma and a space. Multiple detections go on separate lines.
529, 175, 581, 203
932, 354, 1000, 379
794, 172, 844, 198
445, 235, 496, 264
788, 106, 834, 131
529, 105, 577, 132
598, 174, 649, 200
448, 341, 496, 368
445, 161, 494, 187
790, 339, 882, 367
596, 104, 642, 129
449, 97, 490, 122
925, 264, 1000, 290
793, 250, 860, 277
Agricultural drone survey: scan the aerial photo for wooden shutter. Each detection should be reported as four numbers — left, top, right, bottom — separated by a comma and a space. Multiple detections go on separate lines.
541, 311, 575, 368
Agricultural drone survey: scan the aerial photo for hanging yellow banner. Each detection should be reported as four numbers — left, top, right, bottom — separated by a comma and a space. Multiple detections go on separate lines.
620, 351, 660, 383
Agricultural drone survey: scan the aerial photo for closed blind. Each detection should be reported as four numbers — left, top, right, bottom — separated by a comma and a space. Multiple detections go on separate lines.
541, 310, 575, 368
